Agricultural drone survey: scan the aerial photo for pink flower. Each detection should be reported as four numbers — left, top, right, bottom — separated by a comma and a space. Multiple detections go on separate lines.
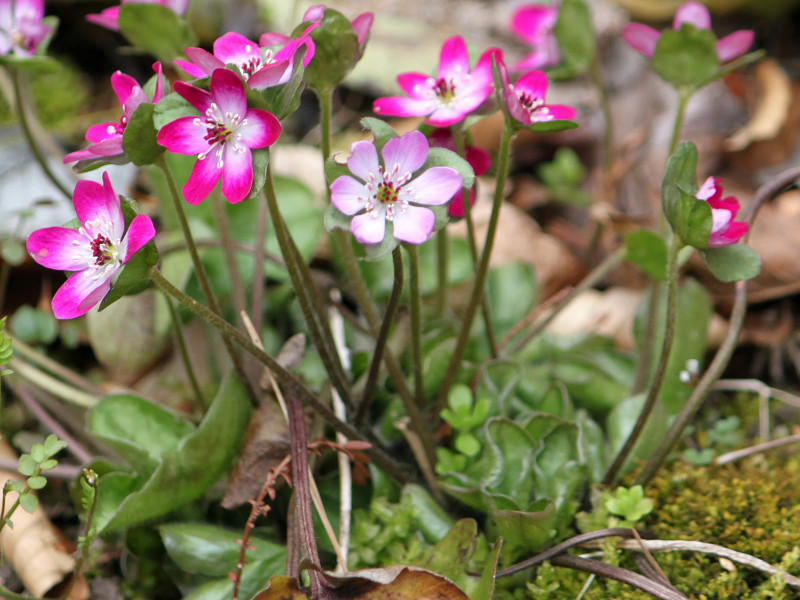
695, 176, 748, 247
509, 3, 560, 71
330, 130, 463, 245
156, 68, 282, 205
175, 26, 318, 90
64, 62, 165, 165
622, 1, 753, 63
87, 0, 189, 31
26, 172, 156, 319
303, 5, 373, 58
427, 128, 490, 218
498, 58, 576, 125
373, 36, 500, 128
0, 0, 52, 56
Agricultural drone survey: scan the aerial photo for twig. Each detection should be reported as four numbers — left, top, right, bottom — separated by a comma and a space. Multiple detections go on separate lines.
9, 359, 96, 408
715, 432, 800, 465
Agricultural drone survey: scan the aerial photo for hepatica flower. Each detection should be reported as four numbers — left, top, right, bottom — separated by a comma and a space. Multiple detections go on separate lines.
509, 2, 560, 71
156, 68, 282, 204
696, 176, 748, 247
87, 0, 189, 31
498, 58, 575, 126
330, 130, 463, 245
623, 1, 753, 63
26, 172, 156, 319
175, 26, 318, 90
64, 62, 165, 165
373, 36, 499, 127
0, 0, 52, 57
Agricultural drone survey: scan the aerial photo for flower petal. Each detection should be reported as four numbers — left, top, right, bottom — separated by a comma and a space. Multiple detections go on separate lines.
351, 212, 386, 245
110, 71, 140, 109
330, 176, 369, 215
537, 103, 576, 121
52, 269, 114, 319
373, 96, 437, 119
27, 227, 91, 271
716, 30, 754, 62
247, 59, 293, 89
157, 116, 209, 155
239, 109, 281, 148
510, 5, 558, 45
221, 145, 254, 203
347, 140, 380, 181
73, 173, 124, 239
674, 1, 711, 30
184, 155, 222, 205
174, 80, 214, 115
438, 36, 469, 81
622, 23, 660, 57
352, 13, 373, 48
392, 205, 435, 244
213, 31, 259, 67
397, 72, 435, 99
180, 47, 222, 77
122, 214, 156, 263
710, 221, 748, 247
382, 130, 428, 176
209, 68, 247, 116
404, 166, 462, 206
515, 69, 549, 100
86, 6, 120, 31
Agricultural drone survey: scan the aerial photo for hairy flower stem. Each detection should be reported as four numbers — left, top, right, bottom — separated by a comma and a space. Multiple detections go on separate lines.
436, 124, 514, 414
165, 295, 205, 408
316, 86, 437, 472
8, 68, 72, 200
287, 395, 326, 600
406, 245, 425, 407
156, 156, 256, 404
263, 164, 355, 411
149, 267, 410, 483
604, 233, 682, 485
355, 249, 403, 427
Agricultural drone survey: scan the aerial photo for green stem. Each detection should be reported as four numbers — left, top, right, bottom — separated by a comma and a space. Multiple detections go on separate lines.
436, 228, 449, 317
155, 156, 255, 404
250, 192, 269, 341
603, 233, 682, 485
318, 87, 334, 159
436, 124, 514, 413
8, 68, 72, 200
263, 163, 354, 411
406, 244, 424, 407
590, 53, 614, 171
355, 248, 403, 427
148, 267, 410, 483
212, 193, 248, 323
58, 471, 98, 600
164, 295, 205, 408
669, 90, 691, 157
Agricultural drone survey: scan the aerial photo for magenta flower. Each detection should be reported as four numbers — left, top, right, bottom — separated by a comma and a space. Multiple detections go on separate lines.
330, 130, 463, 245
373, 36, 499, 128
498, 58, 575, 125
175, 26, 318, 90
427, 128, 490, 218
622, 1, 753, 63
26, 172, 156, 319
509, 3, 560, 72
87, 0, 189, 31
64, 62, 165, 165
0, 0, 52, 57
156, 68, 281, 205
695, 176, 748, 247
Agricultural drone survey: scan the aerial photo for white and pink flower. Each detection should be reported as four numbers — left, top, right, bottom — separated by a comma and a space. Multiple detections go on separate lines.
373, 36, 500, 128
497, 58, 575, 125
0, 0, 52, 56
64, 62, 165, 165
330, 130, 463, 245
695, 176, 748, 247
87, 0, 189, 31
622, 1, 753, 63
175, 26, 318, 90
157, 68, 281, 205
509, 3, 560, 72
26, 172, 156, 319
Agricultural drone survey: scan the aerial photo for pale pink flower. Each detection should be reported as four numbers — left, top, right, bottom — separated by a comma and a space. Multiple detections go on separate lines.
156, 68, 281, 205
64, 62, 165, 165
87, 0, 189, 31
26, 172, 156, 319
509, 3, 560, 71
622, 1, 753, 63
695, 177, 748, 247
0, 0, 52, 56
330, 130, 463, 245
175, 26, 318, 90
373, 36, 500, 128
497, 57, 576, 125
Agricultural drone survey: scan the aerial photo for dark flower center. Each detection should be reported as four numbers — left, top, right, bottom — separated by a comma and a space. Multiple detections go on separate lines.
90, 234, 113, 266
433, 77, 457, 100
517, 91, 544, 113
204, 121, 233, 146
377, 181, 399, 204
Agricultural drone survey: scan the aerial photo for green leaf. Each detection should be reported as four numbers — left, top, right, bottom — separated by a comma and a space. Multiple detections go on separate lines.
493, 501, 558, 556
19, 493, 38, 514
159, 523, 286, 577
42, 434, 67, 457
98, 238, 159, 311
122, 102, 164, 166
699, 244, 761, 282
94, 374, 251, 532
661, 142, 712, 247
652, 25, 719, 90
117, 4, 197, 63
39, 459, 57, 471
424, 147, 475, 189
17, 455, 36, 477
521, 120, 580, 134
605, 485, 654, 522
487, 262, 538, 340
301, 8, 361, 91
30, 444, 45, 463
9, 305, 58, 345
153, 90, 195, 130
361, 117, 398, 152
624, 229, 668, 281
26, 476, 47, 490
181, 558, 283, 600
550, 0, 595, 79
